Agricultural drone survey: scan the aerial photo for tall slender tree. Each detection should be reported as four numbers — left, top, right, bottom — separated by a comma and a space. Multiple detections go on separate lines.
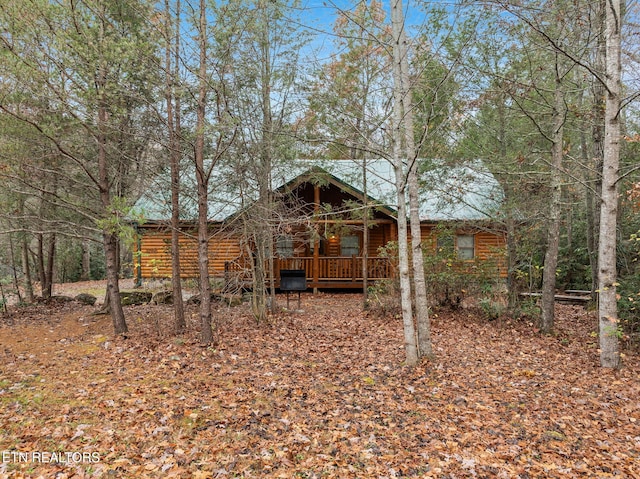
399, 27, 433, 361
221, 0, 306, 320
540, 61, 568, 334
184, 0, 240, 342
194, 0, 215, 344
588, 0, 606, 300
164, 0, 186, 334
598, 0, 622, 368
391, 0, 418, 366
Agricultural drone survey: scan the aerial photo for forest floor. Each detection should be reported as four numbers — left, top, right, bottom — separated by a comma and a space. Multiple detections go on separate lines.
0, 282, 639, 478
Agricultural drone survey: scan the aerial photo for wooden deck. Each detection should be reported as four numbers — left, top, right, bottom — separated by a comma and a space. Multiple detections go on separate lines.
224, 256, 393, 290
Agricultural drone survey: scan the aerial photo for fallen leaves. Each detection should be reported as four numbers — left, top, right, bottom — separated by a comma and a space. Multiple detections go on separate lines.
0, 294, 639, 477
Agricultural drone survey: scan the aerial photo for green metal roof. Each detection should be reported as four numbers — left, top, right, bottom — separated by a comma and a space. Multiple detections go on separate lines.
133, 159, 503, 223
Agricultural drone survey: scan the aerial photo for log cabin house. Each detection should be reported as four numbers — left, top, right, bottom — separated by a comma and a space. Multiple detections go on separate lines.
133, 159, 507, 290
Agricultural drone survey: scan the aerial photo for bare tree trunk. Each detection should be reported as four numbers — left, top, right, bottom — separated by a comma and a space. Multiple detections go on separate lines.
0, 282, 7, 313
8, 235, 22, 304
97, 134, 127, 333
506, 214, 519, 307
540, 75, 565, 334
81, 238, 91, 281
391, 0, 418, 366
103, 232, 127, 335
586, 181, 599, 298
391, 0, 432, 360
195, 0, 214, 345
577, 72, 600, 302
17, 194, 34, 302
598, 0, 621, 369
252, 0, 276, 319
496, 96, 519, 310
251, 234, 268, 320
37, 233, 46, 298
267, 240, 276, 313
37, 233, 55, 299
45, 233, 55, 293
21, 237, 34, 303
165, 0, 186, 334
362, 158, 369, 308
408, 158, 432, 358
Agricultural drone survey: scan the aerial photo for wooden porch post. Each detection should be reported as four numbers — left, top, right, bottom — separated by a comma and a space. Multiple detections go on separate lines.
352, 255, 357, 283
313, 184, 320, 293
274, 257, 281, 287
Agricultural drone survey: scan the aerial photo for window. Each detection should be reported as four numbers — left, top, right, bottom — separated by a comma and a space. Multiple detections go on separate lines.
340, 235, 360, 256
456, 235, 475, 260
276, 235, 294, 258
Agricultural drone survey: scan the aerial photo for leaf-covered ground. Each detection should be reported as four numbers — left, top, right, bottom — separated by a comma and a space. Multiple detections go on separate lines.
0, 290, 639, 478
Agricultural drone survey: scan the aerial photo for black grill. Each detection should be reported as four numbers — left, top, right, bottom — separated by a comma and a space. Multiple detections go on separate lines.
279, 269, 307, 291
280, 269, 306, 309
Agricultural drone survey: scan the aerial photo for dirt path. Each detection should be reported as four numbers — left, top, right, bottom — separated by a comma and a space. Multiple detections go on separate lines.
0, 301, 110, 357
1, 278, 143, 357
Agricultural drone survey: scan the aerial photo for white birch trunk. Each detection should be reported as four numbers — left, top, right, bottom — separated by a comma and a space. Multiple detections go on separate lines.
598, 0, 622, 368
389, 0, 432, 358
391, 0, 418, 366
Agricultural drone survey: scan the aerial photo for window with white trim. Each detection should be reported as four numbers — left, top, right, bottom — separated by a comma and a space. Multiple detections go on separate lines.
456, 234, 475, 260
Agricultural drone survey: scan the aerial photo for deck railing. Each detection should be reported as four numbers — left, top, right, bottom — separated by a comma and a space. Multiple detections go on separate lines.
275, 256, 392, 282
224, 256, 393, 286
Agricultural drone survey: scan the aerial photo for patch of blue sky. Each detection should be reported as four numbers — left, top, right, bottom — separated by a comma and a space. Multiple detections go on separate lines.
294, 0, 473, 65
293, 0, 432, 61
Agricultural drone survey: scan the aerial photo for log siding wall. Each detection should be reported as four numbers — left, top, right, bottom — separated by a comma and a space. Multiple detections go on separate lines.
136, 227, 242, 279
135, 223, 507, 280
420, 225, 508, 277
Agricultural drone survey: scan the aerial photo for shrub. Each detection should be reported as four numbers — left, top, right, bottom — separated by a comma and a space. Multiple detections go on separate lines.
367, 242, 401, 317
479, 297, 507, 320
367, 278, 401, 317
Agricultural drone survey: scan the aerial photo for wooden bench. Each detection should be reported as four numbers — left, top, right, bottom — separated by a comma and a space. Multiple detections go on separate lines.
520, 292, 591, 305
